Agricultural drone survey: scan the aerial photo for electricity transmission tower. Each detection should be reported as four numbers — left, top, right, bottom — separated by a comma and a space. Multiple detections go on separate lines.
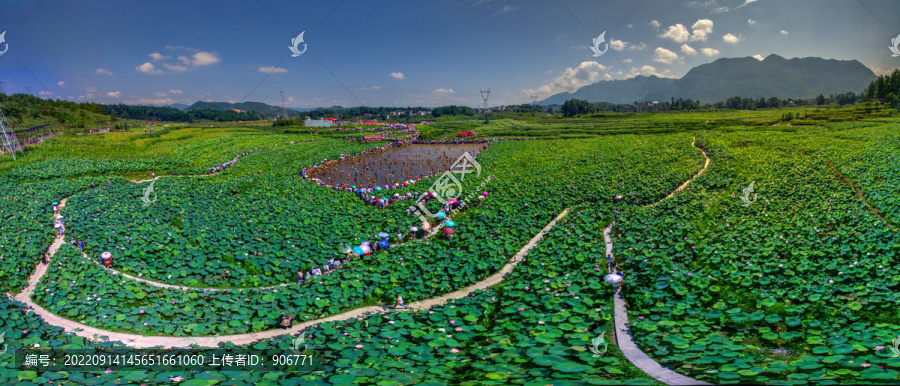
479, 88, 491, 122
531, 95, 538, 116
0, 104, 25, 160
280, 90, 287, 119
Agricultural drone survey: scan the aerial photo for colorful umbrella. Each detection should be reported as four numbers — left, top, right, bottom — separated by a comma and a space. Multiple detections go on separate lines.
445, 220, 455, 227
378, 232, 390, 238
604, 274, 623, 283
436, 212, 446, 220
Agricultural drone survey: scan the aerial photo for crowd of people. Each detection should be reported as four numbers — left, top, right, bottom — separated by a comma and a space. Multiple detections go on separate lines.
411, 137, 536, 145
206, 148, 259, 175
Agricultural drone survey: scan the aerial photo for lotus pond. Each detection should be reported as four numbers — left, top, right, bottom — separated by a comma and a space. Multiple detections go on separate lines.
2, 115, 899, 384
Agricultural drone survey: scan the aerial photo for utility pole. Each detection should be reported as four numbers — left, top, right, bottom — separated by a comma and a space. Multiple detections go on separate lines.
531, 95, 538, 116
479, 88, 491, 122
0, 104, 25, 160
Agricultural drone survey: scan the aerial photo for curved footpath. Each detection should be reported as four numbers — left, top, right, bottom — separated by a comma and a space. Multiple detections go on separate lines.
604, 137, 711, 386
12, 195, 570, 348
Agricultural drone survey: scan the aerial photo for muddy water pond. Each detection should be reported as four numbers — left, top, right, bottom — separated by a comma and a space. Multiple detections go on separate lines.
307, 144, 486, 187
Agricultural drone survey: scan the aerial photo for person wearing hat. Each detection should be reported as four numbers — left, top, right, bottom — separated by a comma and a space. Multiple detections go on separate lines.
279, 313, 294, 329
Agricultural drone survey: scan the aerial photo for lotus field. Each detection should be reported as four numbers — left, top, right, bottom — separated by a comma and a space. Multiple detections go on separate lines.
0, 116, 899, 384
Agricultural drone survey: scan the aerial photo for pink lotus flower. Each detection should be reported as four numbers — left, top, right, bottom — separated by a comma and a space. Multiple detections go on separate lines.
139, 309, 145, 314
450, 348, 460, 353
538, 321, 545, 325
876, 346, 885, 350
449, 320, 455, 324
355, 344, 363, 349
517, 308, 524, 311
860, 363, 871, 367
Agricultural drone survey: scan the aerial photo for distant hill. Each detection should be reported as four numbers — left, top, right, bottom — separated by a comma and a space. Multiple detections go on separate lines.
166, 103, 189, 110
186, 101, 303, 117
541, 55, 877, 105
541, 76, 675, 105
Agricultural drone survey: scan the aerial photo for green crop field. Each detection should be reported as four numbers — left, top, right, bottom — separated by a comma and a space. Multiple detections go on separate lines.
1, 105, 899, 384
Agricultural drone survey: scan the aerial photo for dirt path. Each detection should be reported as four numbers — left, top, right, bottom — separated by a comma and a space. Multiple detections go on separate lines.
646, 137, 710, 208
602, 137, 712, 385
12, 206, 570, 348
604, 225, 709, 386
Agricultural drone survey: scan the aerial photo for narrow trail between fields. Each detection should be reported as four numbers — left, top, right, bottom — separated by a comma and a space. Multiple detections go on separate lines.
13, 186, 570, 347
604, 137, 711, 386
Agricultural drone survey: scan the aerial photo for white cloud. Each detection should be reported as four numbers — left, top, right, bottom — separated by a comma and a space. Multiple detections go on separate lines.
178, 56, 191, 65
124, 98, 175, 106
713, 0, 758, 13
360, 86, 382, 90
155, 92, 167, 97
57, 81, 66, 87
190, 52, 219, 66
135, 62, 162, 74
650, 20, 660, 28
149, 52, 171, 61
660, 23, 690, 43
258, 66, 288, 73
653, 47, 679, 64
780, 30, 788, 36
39, 91, 59, 99
390, 72, 405, 80
622, 58, 633, 63
610, 39, 626, 51
169, 89, 183, 94
602, 73, 612, 80
107, 91, 122, 98
626, 24, 633, 29
522, 61, 610, 99
628, 42, 647, 51
95, 68, 113, 76
165, 45, 199, 52
681, 44, 697, 55
85, 86, 98, 93
162, 63, 187, 72
690, 19, 714, 41
747, 19, 756, 26
723, 33, 741, 44
432, 88, 455, 94
752, 54, 765, 61
629, 65, 671, 78
700, 47, 720, 57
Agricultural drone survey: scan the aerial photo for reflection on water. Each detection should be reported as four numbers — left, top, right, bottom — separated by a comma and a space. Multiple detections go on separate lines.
307, 144, 486, 187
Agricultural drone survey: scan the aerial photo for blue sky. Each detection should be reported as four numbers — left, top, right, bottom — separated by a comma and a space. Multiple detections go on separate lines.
1, 0, 899, 108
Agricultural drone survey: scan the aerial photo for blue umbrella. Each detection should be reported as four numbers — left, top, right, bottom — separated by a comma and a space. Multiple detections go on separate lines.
436, 212, 446, 220
378, 232, 390, 238
353, 246, 363, 255
445, 220, 456, 227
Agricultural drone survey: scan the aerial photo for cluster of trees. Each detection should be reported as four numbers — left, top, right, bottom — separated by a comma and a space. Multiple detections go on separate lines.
669, 98, 701, 111
864, 69, 900, 102
431, 105, 474, 117
0, 93, 107, 126
560, 99, 596, 117
101, 104, 264, 122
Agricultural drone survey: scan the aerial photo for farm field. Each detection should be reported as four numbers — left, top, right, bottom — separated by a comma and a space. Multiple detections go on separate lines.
0, 107, 899, 384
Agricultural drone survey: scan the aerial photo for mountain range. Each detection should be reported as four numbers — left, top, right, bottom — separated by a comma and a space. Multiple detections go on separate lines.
540, 55, 877, 105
